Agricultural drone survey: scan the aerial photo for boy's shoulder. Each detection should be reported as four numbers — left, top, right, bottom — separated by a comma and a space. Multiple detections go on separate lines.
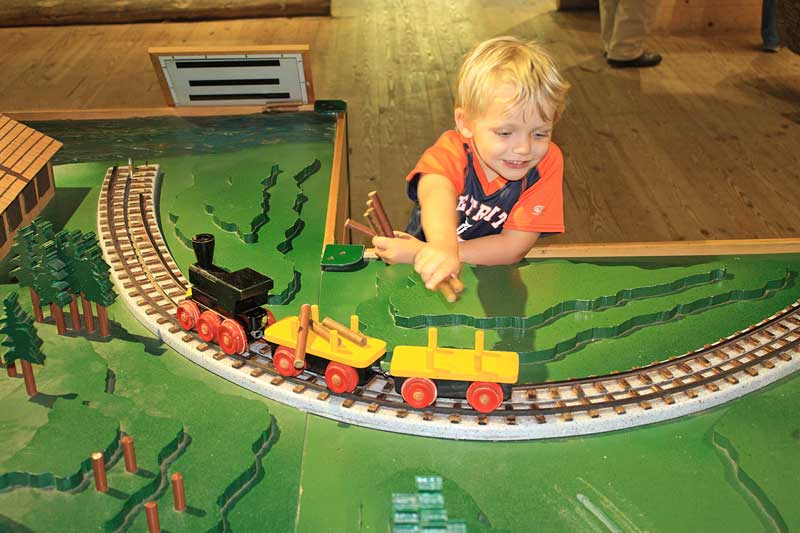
537, 141, 563, 176
432, 129, 468, 151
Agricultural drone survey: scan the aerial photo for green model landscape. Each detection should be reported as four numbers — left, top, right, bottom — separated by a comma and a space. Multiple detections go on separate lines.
1, 115, 799, 532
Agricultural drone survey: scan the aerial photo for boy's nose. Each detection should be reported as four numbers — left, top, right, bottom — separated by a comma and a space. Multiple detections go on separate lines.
513, 140, 531, 154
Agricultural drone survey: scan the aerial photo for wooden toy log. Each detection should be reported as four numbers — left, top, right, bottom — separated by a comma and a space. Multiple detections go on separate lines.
448, 276, 465, 294
144, 501, 160, 533
321, 317, 367, 346
92, 452, 108, 492
311, 320, 340, 345
294, 304, 312, 369
364, 208, 385, 237
172, 472, 187, 512
437, 279, 458, 303
367, 191, 394, 237
345, 218, 377, 238
121, 435, 138, 473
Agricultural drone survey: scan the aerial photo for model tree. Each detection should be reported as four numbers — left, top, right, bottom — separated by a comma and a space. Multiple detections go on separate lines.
1, 292, 46, 396
75, 232, 116, 337
56, 229, 89, 331
31, 240, 72, 335
9, 219, 55, 322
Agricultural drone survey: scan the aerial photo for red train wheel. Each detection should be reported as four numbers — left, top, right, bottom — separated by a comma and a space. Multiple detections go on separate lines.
218, 319, 247, 355
177, 300, 200, 331
467, 382, 504, 413
325, 362, 359, 394
273, 346, 303, 377
265, 308, 276, 327
197, 311, 222, 343
401, 378, 437, 409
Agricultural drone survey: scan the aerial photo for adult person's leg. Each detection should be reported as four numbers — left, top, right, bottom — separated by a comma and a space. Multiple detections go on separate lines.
762, 0, 780, 51
605, 0, 661, 68
599, 0, 620, 56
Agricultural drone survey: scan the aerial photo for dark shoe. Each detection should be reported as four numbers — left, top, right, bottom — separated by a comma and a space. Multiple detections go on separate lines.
762, 44, 780, 53
607, 52, 662, 68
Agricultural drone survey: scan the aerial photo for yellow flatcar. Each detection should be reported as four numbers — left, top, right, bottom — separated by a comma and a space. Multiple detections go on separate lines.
390, 328, 519, 413
263, 304, 386, 394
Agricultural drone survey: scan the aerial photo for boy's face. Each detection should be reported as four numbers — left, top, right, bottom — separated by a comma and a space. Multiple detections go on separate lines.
455, 84, 554, 183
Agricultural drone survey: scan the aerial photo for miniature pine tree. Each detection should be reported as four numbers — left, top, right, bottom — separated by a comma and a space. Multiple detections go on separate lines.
75, 232, 116, 337
1, 292, 46, 396
9, 220, 51, 322
56, 229, 88, 331
31, 240, 72, 335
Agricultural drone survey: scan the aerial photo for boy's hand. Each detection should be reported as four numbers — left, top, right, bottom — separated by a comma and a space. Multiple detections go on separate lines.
372, 231, 423, 264
414, 243, 461, 291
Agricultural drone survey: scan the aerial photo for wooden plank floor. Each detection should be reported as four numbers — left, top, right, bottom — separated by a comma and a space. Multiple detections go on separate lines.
1, 0, 798, 245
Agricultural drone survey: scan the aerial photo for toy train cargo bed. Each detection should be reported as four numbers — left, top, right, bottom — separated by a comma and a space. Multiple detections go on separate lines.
390, 344, 519, 384
264, 316, 387, 368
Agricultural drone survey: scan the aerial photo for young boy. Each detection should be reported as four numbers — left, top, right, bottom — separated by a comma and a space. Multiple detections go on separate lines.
373, 36, 570, 291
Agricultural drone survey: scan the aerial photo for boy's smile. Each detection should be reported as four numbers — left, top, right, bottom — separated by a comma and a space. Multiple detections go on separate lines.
455, 84, 554, 183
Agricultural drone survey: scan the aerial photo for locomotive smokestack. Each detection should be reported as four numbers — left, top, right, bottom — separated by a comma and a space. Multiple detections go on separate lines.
192, 234, 215, 268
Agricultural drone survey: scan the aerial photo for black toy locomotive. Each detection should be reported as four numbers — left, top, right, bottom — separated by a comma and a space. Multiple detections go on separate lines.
177, 233, 275, 354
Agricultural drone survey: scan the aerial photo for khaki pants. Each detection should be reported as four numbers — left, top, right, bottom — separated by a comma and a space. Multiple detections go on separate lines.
600, 0, 658, 61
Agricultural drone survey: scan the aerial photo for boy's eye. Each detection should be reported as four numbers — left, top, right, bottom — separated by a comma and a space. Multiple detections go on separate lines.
493, 130, 511, 137
533, 131, 551, 139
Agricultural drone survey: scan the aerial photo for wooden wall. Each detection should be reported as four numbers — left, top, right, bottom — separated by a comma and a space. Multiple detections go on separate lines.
0, 0, 330, 27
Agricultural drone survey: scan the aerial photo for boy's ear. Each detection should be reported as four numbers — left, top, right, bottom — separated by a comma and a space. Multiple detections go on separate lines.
454, 108, 474, 139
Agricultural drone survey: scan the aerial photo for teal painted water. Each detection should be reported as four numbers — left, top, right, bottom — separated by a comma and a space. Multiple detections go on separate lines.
30, 112, 336, 164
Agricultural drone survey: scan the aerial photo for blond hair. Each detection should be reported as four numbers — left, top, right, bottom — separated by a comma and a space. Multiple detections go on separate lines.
455, 36, 570, 123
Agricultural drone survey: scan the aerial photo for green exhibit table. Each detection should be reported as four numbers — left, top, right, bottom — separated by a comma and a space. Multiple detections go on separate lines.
1, 110, 799, 532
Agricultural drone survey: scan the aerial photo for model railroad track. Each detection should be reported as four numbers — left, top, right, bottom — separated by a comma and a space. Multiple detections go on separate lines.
97, 163, 800, 439
98, 164, 186, 322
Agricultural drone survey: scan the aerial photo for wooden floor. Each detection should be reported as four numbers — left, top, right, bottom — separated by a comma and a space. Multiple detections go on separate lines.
2, 0, 799, 246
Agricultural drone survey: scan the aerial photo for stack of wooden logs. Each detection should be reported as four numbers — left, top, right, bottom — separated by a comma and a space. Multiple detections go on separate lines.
345, 191, 464, 302
292, 304, 368, 368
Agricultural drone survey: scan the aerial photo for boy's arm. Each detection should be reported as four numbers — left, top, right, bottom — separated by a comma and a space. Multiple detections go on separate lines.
458, 229, 540, 265
413, 173, 461, 289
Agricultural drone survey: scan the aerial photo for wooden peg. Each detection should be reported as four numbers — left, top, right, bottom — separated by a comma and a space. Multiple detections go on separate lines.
294, 304, 312, 369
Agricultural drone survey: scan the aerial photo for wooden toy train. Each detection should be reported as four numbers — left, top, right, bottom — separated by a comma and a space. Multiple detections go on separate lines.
177, 234, 519, 413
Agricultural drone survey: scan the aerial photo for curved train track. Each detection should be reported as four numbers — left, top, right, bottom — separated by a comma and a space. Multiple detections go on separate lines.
97, 163, 800, 440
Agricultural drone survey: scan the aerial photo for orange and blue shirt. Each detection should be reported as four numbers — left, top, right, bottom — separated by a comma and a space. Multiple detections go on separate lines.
405, 130, 565, 240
